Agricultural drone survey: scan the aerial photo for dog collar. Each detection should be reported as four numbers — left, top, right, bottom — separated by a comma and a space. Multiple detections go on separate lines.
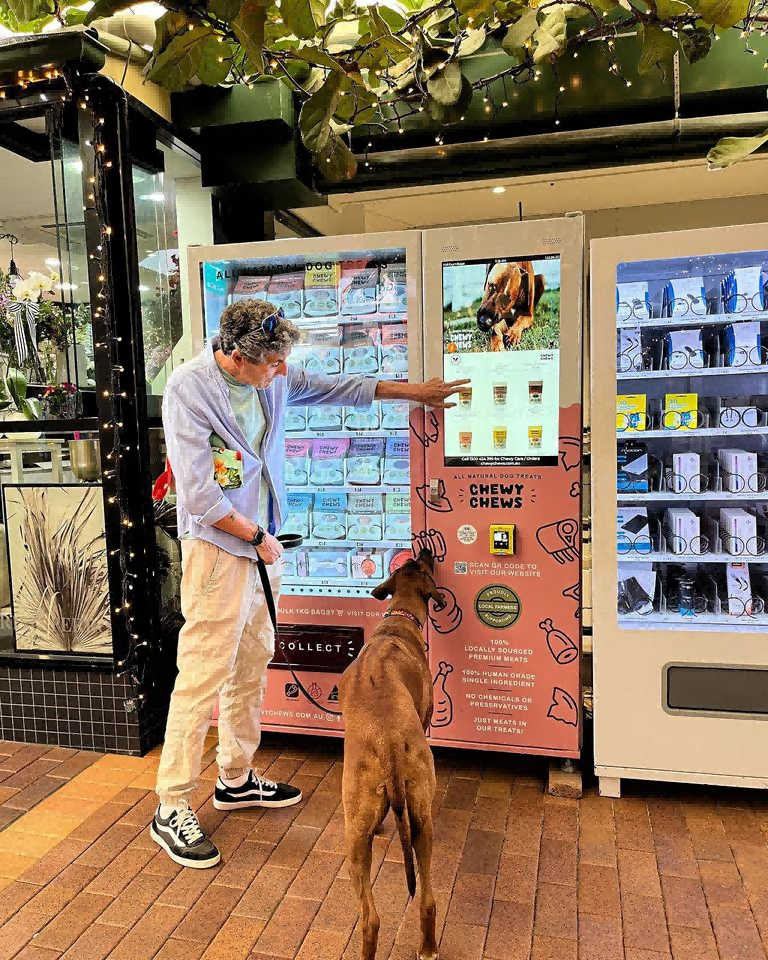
384, 609, 423, 630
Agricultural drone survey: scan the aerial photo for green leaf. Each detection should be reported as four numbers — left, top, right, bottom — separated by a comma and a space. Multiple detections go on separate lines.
84, 0, 132, 25
426, 73, 474, 123
637, 23, 679, 74
458, 26, 487, 57
695, 0, 748, 26
316, 130, 357, 182
334, 83, 377, 123
233, 0, 267, 73
63, 8, 89, 25
281, 0, 325, 40
378, 5, 406, 32
427, 60, 463, 105
680, 26, 712, 62
196, 36, 233, 84
21, 398, 40, 421
656, 0, 693, 15
291, 44, 345, 72
152, 11, 190, 56
208, 0, 242, 21
299, 72, 343, 152
707, 128, 768, 170
4, 369, 26, 409
533, 7, 568, 62
145, 25, 213, 91
502, 8, 538, 57
7, 0, 53, 22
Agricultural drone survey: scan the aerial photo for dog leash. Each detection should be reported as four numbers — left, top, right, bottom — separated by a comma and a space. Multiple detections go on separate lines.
255, 553, 343, 718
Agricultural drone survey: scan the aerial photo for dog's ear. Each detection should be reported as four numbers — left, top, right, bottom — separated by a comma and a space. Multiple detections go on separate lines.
371, 573, 396, 601
534, 274, 546, 307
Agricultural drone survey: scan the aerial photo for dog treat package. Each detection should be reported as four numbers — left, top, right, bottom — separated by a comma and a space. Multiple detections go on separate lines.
380, 323, 408, 375
307, 548, 350, 579
267, 271, 303, 319
282, 492, 313, 539
285, 406, 307, 432
301, 328, 342, 376
285, 439, 311, 486
384, 492, 411, 540
350, 548, 398, 580
347, 493, 383, 541
668, 276, 706, 316
232, 275, 269, 302
378, 262, 408, 313
342, 324, 380, 374
344, 402, 381, 431
340, 260, 379, 315
311, 492, 348, 541
346, 437, 384, 485
309, 439, 349, 486
308, 405, 343, 431
383, 436, 410, 486
380, 400, 409, 430
304, 261, 341, 316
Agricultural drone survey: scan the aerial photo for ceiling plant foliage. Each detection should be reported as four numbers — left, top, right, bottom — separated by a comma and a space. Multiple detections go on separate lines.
1, 0, 766, 180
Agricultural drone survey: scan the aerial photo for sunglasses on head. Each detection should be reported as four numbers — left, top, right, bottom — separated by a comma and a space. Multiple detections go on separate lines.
260, 307, 284, 334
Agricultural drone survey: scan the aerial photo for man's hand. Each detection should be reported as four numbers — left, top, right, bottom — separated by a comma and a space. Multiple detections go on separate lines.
257, 531, 283, 565
409, 378, 471, 409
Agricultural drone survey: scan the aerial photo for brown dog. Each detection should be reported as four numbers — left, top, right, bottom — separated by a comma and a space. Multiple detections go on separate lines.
477, 259, 546, 350
340, 549, 445, 960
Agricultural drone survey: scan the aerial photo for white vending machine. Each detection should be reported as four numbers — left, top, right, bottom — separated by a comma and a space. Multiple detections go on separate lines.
591, 222, 768, 796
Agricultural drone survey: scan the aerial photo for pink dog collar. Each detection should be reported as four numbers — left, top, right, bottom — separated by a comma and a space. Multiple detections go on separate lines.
384, 609, 423, 630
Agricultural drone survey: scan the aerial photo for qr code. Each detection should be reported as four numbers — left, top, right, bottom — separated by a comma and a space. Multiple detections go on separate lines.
454, 562, 468, 575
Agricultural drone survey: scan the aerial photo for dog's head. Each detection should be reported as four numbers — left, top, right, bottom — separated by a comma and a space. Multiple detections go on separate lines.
477, 261, 525, 333
370, 547, 447, 611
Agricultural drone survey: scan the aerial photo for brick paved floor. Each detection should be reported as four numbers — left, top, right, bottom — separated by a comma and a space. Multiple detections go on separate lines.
1, 732, 768, 960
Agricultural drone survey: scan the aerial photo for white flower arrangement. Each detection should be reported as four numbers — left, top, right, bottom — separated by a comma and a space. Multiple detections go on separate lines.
10, 270, 58, 304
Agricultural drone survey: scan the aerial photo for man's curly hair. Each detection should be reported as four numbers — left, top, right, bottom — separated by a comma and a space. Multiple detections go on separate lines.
217, 298, 300, 363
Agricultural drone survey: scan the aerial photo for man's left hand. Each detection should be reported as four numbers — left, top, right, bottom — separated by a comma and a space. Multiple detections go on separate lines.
410, 378, 471, 409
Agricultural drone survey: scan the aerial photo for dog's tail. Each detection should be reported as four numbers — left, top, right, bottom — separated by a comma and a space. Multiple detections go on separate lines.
385, 774, 417, 899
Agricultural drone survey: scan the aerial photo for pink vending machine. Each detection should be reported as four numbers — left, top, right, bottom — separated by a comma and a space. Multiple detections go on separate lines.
190, 232, 427, 737
420, 217, 584, 758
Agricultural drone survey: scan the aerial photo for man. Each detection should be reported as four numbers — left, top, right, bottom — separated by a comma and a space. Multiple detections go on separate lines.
151, 297, 468, 868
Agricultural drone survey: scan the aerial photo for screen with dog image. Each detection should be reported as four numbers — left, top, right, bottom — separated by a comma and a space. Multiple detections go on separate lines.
442, 254, 561, 466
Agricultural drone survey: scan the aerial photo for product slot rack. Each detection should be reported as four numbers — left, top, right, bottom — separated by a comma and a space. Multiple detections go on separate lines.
618, 492, 768, 502
286, 484, 410, 494
283, 583, 387, 596
288, 429, 409, 439
616, 312, 767, 330
617, 426, 768, 439
618, 513, 768, 563
619, 366, 768, 381
295, 538, 412, 550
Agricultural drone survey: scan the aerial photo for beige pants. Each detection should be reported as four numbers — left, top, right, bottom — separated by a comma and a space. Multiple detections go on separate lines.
156, 539, 281, 804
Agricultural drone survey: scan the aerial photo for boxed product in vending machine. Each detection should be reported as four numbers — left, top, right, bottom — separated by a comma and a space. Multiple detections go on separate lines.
304, 261, 341, 316
309, 439, 349, 486
283, 492, 313, 538
383, 436, 410, 485
384, 493, 411, 540
311, 492, 348, 541
342, 324, 380, 374
347, 493, 384, 541
378, 263, 408, 313
268, 271, 304, 318
344, 402, 381, 431
307, 548, 350, 578
350, 548, 399, 580
303, 328, 342, 375
285, 439, 311, 486
346, 437, 385, 485
340, 260, 379, 315
232, 275, 269, 301
617, 439, 649, 493
380, 323, 408, 374
380, 400, 409, 430
286, 406, 307, 432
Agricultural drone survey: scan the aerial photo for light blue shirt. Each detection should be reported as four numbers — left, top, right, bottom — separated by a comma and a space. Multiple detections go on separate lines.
162, 339, 378, 559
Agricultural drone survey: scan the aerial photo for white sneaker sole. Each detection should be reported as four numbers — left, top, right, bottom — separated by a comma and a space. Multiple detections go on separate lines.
150, 822, 221, 869
212, 792, 303, 811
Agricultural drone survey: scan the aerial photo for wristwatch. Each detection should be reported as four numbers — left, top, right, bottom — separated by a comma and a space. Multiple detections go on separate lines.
249, 525, 266, 547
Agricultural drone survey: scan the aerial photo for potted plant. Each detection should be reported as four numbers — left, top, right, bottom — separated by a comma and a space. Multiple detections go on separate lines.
37, 301, 92, 388
41, 382, 80, 420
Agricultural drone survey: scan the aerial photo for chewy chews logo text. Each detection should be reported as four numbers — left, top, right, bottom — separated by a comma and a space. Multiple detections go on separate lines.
468, 483, 525, 509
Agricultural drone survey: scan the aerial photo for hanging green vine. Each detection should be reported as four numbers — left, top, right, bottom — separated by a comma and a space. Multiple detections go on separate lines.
1, 0, 766, 180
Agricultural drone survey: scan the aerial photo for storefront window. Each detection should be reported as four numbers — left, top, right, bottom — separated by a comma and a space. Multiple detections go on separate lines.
132, 166, 182, 399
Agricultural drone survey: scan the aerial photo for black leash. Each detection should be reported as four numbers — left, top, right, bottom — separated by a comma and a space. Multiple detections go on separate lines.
256, 553, 343, 718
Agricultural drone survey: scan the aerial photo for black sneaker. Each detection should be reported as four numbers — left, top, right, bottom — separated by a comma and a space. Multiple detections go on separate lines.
213, 771, 303, 811
150, 800, 221, 869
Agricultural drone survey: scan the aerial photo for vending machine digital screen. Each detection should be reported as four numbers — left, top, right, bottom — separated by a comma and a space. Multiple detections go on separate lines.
442, 254, 561, 466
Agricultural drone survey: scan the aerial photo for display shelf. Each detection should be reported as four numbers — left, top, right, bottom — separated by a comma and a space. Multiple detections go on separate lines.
618, 613, 768, 633
617, 552, 767, 563
286, 484, 410, 494
288, 428, 408, 439
616, 313, 767, 330
300, 538, 411, 549
282, 576, 395, 590
282, 583, 386, 596
617, 492, 768, 502
295, 313, 407, 326
618, 366, 768, 381
617, 426, 768, 439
